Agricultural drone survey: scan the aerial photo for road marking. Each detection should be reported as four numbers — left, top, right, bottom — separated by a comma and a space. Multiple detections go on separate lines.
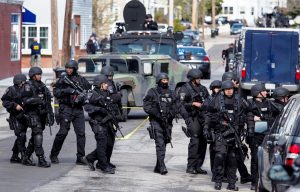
117, 117, 149, 140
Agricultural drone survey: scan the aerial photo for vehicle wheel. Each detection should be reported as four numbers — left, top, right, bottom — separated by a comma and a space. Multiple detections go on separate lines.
120, 89, 129, 122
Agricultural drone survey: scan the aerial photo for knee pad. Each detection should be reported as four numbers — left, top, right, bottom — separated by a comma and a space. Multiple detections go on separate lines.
34, 134, 43, 148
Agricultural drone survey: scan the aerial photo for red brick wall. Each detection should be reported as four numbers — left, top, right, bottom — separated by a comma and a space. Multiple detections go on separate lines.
21, 48, 87, 68
0, 3, 22, 79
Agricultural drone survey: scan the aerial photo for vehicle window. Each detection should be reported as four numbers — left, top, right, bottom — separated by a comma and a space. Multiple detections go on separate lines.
177, 48, 206, 56
161, 63, 169, 73
110, 59, 139, 74
272, 98, 296, 135
78, 59, 107, 73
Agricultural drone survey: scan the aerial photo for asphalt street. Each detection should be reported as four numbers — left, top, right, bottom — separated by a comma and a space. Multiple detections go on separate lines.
0, 34, 253, 192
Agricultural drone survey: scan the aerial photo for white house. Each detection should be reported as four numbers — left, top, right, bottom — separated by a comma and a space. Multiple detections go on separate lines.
21, 0, 92, 68
220, 0, 287, 26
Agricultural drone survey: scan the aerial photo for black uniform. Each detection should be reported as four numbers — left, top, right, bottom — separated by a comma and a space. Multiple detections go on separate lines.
50, 72, 91, 163
84, 86, 118, 174
178, 81, 209, 174
143, 85, 177, 174
21, 78, 54, 167
222, 45, 234, 72
247, 98, 280, 187
1, 77, 28, 163
205, 87, 253, 190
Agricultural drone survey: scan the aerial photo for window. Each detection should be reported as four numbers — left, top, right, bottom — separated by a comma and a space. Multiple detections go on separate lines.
240, 7, 245, 14
223, 7, 228, 14
229, 7, 233, 14
161, 63, 169, 73
28, 26, 37, 48
251, 7, 254, 15
11, 14, 20, 60
40, 27, 48, 49
22, 27, 26, 49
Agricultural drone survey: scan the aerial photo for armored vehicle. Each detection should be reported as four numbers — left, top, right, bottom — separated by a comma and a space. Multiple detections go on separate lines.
110, 0, 183, 60
77, 53, 189, 120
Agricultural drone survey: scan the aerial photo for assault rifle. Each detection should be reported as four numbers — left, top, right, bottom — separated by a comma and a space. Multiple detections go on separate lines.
104, 100, 124, 138
62, 73, 87, 103
223, 111, 245, 159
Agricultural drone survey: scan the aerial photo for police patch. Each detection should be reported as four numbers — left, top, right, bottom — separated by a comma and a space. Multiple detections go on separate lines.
261, 108, 268, 112
180, 93, 186, 101
25, 84, 31, 92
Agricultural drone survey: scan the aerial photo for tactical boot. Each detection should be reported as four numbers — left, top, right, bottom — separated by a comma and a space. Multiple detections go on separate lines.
214, 182, 222, 190
227, 184, 239, 191
50, 155, 59, 164
109, 162, 116, 169
96, 161, 101, 169
83, 156, 95, 171
10, 153, 22, 163
186, 167, 197, 174
101, 167, 115, 174
240, 175, 252, 184
76, 157, 87, 165
159, 161, 168, 175
250, 183, 256, 190
22, 153, 36, 166
196, 168, 207, 175
38, 155, 51, 168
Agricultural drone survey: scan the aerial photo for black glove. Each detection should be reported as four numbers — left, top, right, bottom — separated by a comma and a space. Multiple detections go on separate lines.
64, 87, 76, 94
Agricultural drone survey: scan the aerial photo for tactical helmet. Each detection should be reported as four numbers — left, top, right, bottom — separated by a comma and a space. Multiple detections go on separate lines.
156, 73, 169, 83
209, 80, 222, 90
273, 87, 290, 99
93, 74, 109, 86
187, 69, 203, 80
28, 67, 43, 78
100, 66, 114, 76
146, 14, 153, 19
251, 84, 267, 97
13, 74, 27, 85
65, 60, 78, 70
221, 80, 234, 90
222, 72, 237, 82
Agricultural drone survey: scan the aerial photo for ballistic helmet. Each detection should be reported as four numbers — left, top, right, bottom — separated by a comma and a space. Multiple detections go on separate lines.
221, 80, 234, 90
273, 87, 290, 100
222, 72, 237, 82
251, 84, 267, 97
209, 80, 222, 90
156, 73, 169, 83
187, 69, 203, 80
28, 67, 43, 78
13, 74, 27, 85
65, 60, 78, 70
100, 66, 114, 76
93, 74, 109, 86
146, 14, 153, 19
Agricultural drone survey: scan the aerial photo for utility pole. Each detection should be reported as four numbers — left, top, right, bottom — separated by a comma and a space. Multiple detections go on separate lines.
51, 0, 59, 67
192, 0, 199, 29
212, 0, 216, 30
201, 0, 205, 40
62, 0, 73, 66
169, 0, 174, 27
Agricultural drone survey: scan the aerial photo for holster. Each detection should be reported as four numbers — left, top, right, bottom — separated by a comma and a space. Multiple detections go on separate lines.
147, 126, 155, 140
182, 126, 191, 138
7, 117, 17, 130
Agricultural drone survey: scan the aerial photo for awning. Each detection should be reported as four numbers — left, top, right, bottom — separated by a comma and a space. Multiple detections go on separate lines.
22, 7, 36, 25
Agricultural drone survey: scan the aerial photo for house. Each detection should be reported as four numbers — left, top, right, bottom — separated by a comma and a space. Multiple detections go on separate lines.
0, 0, 23, 79
21, 0, 93, 68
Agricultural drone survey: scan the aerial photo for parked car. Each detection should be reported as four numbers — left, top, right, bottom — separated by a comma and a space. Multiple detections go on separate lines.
177, 46, 211, 79
177, 34, 200, 47
257, 94, 300, 192
184, 30, 204, 47
230, 23, 244, 35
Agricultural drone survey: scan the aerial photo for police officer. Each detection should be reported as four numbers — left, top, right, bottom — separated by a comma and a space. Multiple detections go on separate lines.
178, 69, 209, 174
21, 67, 54, 167
83, 75, 116, 174
1, 74, 28, 163
272, 87, 290, 114
50, 60, 91, 165
222, 43, 234, 72
222, 72, 252, 184
143, 73, 177, 175
143, 14, 158, 30
205, 80, 222, 175
205, 80, 253, 191
247, 84, 281, 190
